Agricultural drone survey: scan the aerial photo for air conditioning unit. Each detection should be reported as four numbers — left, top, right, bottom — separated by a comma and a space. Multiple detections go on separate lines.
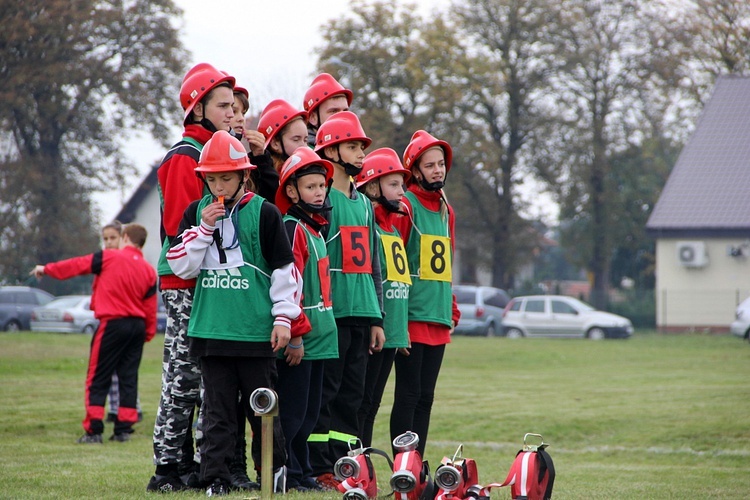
676, 241, 708, 268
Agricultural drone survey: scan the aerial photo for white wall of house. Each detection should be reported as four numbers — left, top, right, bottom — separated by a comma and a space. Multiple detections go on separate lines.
130, 188, 162, 270
655, 238, 750, 330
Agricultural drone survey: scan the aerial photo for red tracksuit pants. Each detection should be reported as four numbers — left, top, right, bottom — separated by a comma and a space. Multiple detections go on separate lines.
83, 317, 146, 435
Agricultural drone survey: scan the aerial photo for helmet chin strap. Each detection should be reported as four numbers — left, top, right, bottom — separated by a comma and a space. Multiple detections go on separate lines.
415, 166, 446, 191
292, 178, 332, 214
364, 181, 405, 214
199, 117, 219, 133
318, 148, 362, 177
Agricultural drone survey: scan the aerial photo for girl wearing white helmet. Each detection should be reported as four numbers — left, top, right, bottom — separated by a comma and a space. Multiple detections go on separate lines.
166, 130, 301, 496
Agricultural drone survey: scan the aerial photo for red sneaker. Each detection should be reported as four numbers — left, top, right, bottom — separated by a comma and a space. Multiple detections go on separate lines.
316, 472, 341, 490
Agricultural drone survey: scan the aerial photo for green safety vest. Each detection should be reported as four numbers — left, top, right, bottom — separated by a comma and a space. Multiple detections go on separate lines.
325, 188, 381, 320
283, 216, 338, 360
403, 191, 453, 327
157, 136, 207, 277
188, 194, 274, 342
376, 225, 410, 349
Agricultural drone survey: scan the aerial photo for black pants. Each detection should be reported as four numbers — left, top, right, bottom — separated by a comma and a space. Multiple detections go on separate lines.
200, 356, 286, 484
276, 359, 325, 486
389, 342, 445, 456
358, 347, 396, 447
84, 317, 146, 435
309, 322, 370, 476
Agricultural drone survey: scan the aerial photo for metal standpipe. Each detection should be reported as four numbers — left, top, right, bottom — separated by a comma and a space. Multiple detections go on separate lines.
249, 387, 279, 500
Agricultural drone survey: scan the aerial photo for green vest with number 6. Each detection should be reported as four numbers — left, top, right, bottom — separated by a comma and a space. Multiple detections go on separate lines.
377, 226, 410, 348
403, 191, 453, 327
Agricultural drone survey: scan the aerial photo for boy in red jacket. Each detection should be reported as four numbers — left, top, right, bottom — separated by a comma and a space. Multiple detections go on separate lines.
31, 224, 157, 444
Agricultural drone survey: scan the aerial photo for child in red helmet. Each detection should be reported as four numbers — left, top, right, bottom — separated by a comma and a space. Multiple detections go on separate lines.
150, 62, 235, 492
303, 73, 353, 147
391, 130, 460, 458
166, 130, 300, 496
274, 147, 339, 492
253, 99, 309, 203
354, 148, 412, 448
309, 111, 385, 489
227, 80, 281, 202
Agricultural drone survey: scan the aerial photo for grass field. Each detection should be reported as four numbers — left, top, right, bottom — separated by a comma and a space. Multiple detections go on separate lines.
1, 330, 749, 499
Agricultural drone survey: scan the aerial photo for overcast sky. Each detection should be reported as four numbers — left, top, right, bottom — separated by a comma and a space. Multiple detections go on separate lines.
94, 0, 451, 225
94, 0, 557, 226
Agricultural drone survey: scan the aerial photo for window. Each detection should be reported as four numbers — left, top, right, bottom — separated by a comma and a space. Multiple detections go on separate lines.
524, 299, 545, 313
483, 289, 509, 308
508, 300, 522, 312
16, 291, 38, 305
454, 288, 476, 304
552, 300, 577, 315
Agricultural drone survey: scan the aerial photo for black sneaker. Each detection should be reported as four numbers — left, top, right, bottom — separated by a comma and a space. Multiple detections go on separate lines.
146, 472, 186, 493
178, 460, 201, 489
300, 476, 324, 491
230, 468, 259, 491
109, 433, 130, 443
76, 433, 103, 444
206, 478, 230, 497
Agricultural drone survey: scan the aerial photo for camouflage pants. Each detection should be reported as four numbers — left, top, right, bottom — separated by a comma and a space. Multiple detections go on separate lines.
152, 288, 202, 466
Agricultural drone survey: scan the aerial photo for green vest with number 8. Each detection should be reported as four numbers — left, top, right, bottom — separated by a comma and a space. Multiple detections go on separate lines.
403, 191, 453, 327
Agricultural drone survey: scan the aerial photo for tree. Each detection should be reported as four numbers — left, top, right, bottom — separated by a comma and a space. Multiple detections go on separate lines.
452, 0, 559, 289
532, 1, 681, 307
315, 0, 463, 154
0, 0, 187, 291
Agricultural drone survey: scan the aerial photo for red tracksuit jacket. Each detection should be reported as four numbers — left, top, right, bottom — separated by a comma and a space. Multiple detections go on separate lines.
44, 246, 157, 340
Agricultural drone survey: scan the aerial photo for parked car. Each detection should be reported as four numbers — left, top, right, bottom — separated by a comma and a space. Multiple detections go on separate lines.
730, 296, 750, 340
502, 295, 633, 339
30, 295, 98, 334
0, 286, 55, 331
453, 285, 511, 337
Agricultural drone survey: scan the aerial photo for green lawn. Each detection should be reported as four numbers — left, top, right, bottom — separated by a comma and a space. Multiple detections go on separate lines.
1, 331, 748, 498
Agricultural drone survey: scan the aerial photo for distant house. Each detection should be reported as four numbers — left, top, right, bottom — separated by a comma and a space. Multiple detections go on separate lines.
646, 76, 750, 332
115, 165, 162, 269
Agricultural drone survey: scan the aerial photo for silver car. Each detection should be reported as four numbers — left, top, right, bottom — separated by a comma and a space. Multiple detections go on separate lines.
453, 285, 511, 337
30, 295, 98, 334
502, 295, 633, 339
730, 296, 750, 340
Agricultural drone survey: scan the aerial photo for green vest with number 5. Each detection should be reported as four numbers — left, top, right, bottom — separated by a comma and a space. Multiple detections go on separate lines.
325, 188, 381, 320
403, 191, 453, 327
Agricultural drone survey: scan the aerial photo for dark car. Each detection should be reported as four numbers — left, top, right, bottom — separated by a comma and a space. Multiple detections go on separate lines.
0, 286, 55, 331
453, 285, 511, 337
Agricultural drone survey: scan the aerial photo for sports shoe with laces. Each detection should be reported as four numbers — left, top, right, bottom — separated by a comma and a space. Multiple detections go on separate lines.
316, 472, 341, 490
146, 471, 187, 493
228, 437, 258, 490
109, 433, 130, 442
76, 433, 103, 444
300, 476, 323, 491
206, 478, 230, 497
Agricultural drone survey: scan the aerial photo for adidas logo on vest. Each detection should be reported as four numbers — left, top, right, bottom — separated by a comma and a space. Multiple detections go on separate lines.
201, 268, 250, 290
